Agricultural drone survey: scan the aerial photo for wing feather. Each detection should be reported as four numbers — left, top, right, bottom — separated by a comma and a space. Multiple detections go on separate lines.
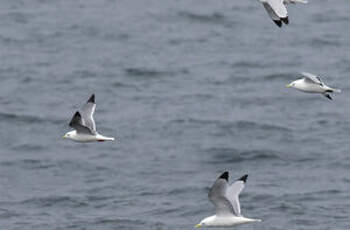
226, 175, 248, 216
263, 2, 281, 22
69, 111, 93, 134
208, 172, 235, 216
301, 72, 323, 85
80, 94, 97, 132
266, 0, 288, 18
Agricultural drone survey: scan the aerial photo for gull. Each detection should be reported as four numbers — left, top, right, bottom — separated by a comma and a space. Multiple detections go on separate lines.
286, 72, 341, 100
63, 94, 115, 142
195, 172, 261, 228
259, 0, 307, 27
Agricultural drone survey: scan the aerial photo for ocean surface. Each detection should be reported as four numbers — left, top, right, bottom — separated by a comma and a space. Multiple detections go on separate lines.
0, 0, 349, 229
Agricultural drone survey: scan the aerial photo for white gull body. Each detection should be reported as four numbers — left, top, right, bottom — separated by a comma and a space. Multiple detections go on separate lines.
195, 172, 261, 228
63, 94, 115, 142
287, 72, 341, 100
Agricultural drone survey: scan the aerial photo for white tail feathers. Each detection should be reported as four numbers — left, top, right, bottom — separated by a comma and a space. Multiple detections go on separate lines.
97, 135, 115, 141
332, 88, 342, 93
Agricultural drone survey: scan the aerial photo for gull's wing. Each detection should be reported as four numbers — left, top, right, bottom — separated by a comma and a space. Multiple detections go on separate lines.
301, 72, 323, 85
69, 111, 93, 134
208, 172, 235, 216
80, 94, 96, 132
263, 3, 282, 27
266, 0, 288, 23
226, 175, 248, 217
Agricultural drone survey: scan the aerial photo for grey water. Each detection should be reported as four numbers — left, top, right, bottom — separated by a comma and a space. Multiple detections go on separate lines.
0, 0, 349, 229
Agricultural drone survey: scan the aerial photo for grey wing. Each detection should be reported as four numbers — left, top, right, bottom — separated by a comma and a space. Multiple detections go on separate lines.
301, 72, 323, 85
80, 94, 96, 132
226, 175, 248, 217
263, 2, 281, 21
208, 172, 235, 216
69, 111, 93, 134
267, 0, 288, 18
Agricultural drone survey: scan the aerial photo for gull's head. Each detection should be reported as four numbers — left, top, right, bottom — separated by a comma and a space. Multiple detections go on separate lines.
195, 216, 215, 228
286, 81, 297, 89
63, 130, 75, 140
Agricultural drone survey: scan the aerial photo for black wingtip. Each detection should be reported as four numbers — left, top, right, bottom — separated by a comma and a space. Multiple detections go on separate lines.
87, 94, 95, 103
69, 111, 81, 127
324, 94, 333, 100
219, 171, 229, 181
238, 174, 248, 183
74, 111, 81, 118
281, 17, 289, 25
273, 20, 282, 27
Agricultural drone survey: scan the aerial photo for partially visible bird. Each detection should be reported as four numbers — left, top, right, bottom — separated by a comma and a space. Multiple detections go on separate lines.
63, 94, 115, 142
259, 0, 307, 27
195, 172, 261, 228
286, 72, 341, 100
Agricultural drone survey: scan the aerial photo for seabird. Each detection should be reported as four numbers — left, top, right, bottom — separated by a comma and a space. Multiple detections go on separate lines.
63, 94, 115, 142
195, 172, 261, 228
286, 72, 341, 100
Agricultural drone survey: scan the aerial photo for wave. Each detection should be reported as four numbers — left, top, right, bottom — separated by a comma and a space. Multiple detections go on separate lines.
204, 147, 281, 163
262, 73, 295, 81
309, 38, 340, 47
171, 118, 291, 132
124, 67, 188, 78
177, 11, 226, 25
231, 61, 266, 69
11, 144, 46, 152
21, 195, 88, 208
0, 159, 53, 169
0, 112, 62, 125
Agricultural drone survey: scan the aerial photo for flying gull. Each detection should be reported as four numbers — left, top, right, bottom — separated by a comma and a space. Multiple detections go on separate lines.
195, 172, 261, 228
286, 72, 341, 100
259, 0, 307, 27
63, 94, 115, 142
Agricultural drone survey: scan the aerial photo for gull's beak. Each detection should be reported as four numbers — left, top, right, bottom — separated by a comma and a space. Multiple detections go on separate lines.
195, 224, 202, 228
62, 135, 66, 139
286, 83, 292, 88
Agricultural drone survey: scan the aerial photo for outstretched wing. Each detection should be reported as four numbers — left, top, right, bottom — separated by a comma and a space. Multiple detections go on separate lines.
266, 0, 288, 24
226, 175, 248, 217
69, 111, 93, 134
263, 3, 282, 27
301, 72, 323, 85
208, 172, 235, 216
80, 94, 96, 132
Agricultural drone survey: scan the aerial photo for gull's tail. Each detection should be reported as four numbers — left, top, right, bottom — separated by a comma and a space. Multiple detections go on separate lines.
106, 137, 115, 141
325, 86, 341, 94
250, 218, 262, 224
245, 218, 262, 223
97, 135, 115, 142
332, 88, 342, 93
